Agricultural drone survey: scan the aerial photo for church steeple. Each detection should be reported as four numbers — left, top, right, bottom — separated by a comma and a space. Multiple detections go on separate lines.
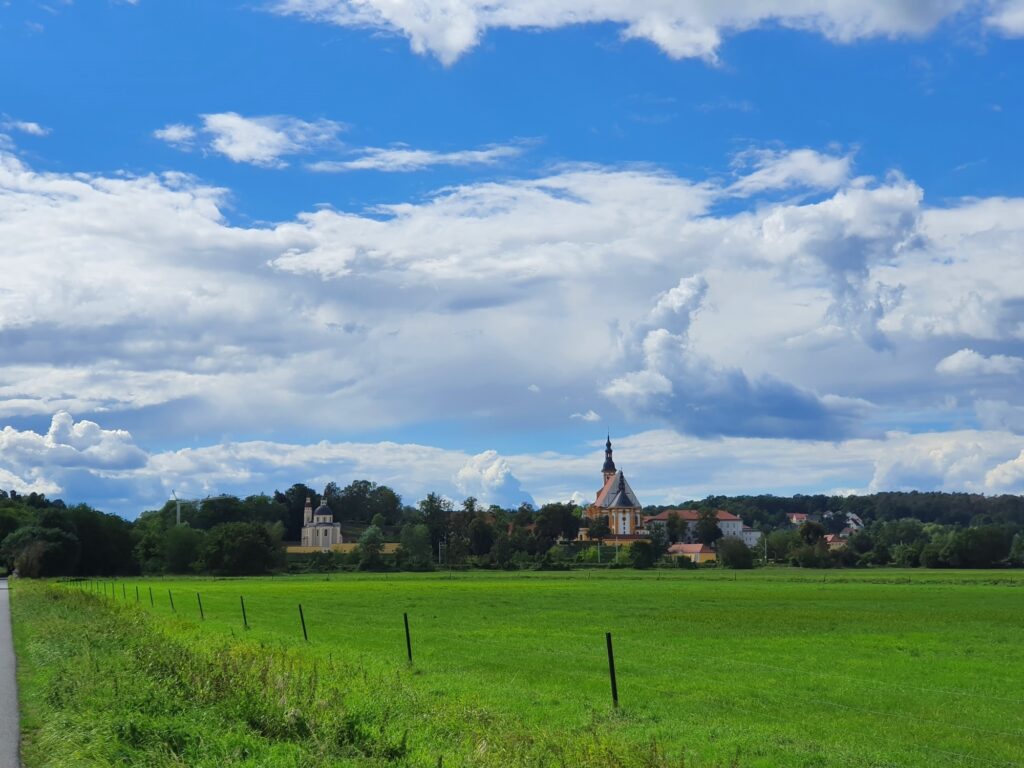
602, 433, 616, 482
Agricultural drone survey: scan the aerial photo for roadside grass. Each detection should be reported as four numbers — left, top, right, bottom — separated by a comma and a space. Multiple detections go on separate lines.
12, 569, 1024, 767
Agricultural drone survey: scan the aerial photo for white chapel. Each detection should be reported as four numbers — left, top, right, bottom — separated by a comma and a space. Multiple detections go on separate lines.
299, 496, 343, 550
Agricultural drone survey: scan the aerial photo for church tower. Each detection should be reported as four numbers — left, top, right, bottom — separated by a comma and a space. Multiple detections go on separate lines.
602, 433, 617, 484
585, 433, 643, 536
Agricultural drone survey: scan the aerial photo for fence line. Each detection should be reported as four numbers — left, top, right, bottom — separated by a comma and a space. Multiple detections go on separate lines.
62, 579, 1022, 768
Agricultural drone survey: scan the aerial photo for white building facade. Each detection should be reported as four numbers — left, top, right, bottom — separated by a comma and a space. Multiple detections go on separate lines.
741, 526, 763, 548
299, 496, 343, 550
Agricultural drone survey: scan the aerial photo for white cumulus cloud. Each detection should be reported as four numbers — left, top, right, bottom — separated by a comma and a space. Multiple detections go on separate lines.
936, 348, 1024, 376
202, 112, 343, 166
153, 123, 197, 148
986, 0, 1024, 34
728, 148, 853, 196
453, 450, 533, 507
155, 113, 344, 167
985, 449, 1024, 490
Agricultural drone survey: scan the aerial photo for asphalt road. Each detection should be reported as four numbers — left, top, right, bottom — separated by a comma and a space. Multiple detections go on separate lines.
0, 580, 19, 768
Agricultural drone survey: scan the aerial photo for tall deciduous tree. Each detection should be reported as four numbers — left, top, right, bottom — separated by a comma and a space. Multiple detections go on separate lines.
357, 525, 385, 570
665, 512, 685, 543
164, 525, 206, 573
588, 516, 611, 544
398, 523, 432, 570
798, 521, 827, 544
418, 493, 453, 550
694, 509, 723, 545
468, 516, 495, 556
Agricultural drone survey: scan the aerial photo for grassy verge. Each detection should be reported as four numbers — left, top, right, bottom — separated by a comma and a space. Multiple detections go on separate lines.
11, 581, 676, 767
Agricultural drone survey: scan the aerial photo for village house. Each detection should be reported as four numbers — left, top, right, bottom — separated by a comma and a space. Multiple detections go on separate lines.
643, 508, 745, 542
824, 533, 847, 551
668, 542, 717, 564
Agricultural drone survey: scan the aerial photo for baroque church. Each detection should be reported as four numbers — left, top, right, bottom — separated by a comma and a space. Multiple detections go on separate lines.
582, 436, 644, 536
299, 495, 343, 549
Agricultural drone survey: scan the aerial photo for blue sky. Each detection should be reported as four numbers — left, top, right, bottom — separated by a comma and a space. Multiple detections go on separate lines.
3, 1, 1024, 517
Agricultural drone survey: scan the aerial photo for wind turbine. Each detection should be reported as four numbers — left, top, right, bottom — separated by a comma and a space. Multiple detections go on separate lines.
169, 490, 234, 525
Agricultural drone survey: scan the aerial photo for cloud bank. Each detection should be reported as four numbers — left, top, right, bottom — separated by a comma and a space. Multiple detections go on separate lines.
4, 414, 1024, 519
270, 0, 1006, 64
4, 140, 1024, 513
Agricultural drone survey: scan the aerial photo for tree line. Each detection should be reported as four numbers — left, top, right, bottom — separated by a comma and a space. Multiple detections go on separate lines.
1, 486, 1022, 577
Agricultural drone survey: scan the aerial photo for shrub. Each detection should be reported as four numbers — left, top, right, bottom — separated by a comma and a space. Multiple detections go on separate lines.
717, 537, 754, 569
0, 525, 80, 577
791, 543, 830, 568
628, 541, 659, 569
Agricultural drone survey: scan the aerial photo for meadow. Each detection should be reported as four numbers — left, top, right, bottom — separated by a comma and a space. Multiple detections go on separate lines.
12, 569, 1024, 767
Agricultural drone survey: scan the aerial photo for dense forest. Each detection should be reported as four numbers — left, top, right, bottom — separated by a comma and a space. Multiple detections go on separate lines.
1, 485, 1022, 577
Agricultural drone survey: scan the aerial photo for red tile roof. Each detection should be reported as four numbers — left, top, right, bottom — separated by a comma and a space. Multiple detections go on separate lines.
668, 543, 714, 555
643, 508, 741, 523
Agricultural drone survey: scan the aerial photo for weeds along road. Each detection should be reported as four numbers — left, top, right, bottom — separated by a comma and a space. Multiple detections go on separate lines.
0, 580, 18, 768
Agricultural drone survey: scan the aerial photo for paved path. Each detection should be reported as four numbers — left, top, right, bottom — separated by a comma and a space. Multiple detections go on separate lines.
0, 579, 19, 768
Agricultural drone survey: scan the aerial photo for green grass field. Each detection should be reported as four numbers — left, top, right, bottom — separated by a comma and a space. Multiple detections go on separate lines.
12, 569, 1024, 767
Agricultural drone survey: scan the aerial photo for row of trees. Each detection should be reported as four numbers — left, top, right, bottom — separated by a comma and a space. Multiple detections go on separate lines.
766, 518, 1024, 569
660, 491, 1024, 531
3, 486, 1023, 577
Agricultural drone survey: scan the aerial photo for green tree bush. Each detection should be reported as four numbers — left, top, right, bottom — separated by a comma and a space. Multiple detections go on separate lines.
628, 541, 659, 569
695, 508, 723, 545
164, 525, 206, 574
357, 525, 385, 570
199, 523, 280, 575
1, 526, 80, 577
717, 537, 754, 569
398, 523, 433, 570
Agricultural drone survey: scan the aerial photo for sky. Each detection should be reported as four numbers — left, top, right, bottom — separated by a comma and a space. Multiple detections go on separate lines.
2, 0, 1024, 517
